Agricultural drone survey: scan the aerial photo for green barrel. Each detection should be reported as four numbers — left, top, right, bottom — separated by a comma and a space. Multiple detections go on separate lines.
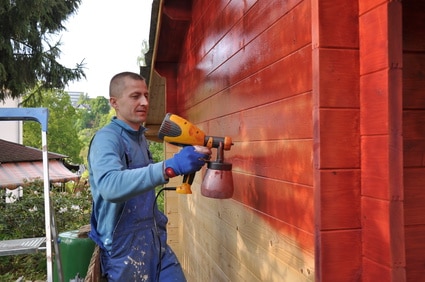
54, 230, 95, 281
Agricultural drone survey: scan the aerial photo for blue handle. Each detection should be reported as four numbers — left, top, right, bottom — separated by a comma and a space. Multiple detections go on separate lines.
0, 108, 49, 132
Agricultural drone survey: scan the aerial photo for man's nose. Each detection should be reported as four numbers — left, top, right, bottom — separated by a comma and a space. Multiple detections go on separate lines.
140, 96, 148, 105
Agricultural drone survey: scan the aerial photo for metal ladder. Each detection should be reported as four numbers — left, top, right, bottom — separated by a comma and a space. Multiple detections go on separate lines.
0, 108, 63, 282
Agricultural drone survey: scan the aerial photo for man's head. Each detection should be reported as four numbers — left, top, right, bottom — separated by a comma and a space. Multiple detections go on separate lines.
109, 72, 149, 130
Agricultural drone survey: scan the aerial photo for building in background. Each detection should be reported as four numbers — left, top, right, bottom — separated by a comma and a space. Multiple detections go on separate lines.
0, 97, 22, 144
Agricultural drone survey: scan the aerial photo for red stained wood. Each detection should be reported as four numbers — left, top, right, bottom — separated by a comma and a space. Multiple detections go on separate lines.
318, 230, 362, 281
179, 0, 312, 109
317, 49, 360, 108
403, 139, 425, 167
405, 225, 425, 281
403, 53, 425, 109
153, 0, 423, 280
360, 70, 389, 135
228, 139, 313, 186
318, 169, 361, 230
361, 135, 390, 199
232, 173, 314, 233
359, 4, 390, 75
362, 257, 405, 282
195, 92, 313, 142
403, 1, 425, 51
184, 44, 313, 118
403, 110, 425, 140
403, 168, 425, 225
316, 0, 359, 48
317, 109, 360, 169
362, 197, 405, 267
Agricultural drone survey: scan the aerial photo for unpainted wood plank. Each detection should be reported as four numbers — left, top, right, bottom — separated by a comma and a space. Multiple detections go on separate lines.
178, 194, 314, 281
179, 197, 263, 282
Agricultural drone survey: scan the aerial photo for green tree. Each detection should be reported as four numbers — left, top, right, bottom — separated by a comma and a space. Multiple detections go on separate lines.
0, 0, 85, 102
22, 89, 83, 163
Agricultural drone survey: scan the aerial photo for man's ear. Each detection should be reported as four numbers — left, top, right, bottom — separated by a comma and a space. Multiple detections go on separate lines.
110, 97, 118, 109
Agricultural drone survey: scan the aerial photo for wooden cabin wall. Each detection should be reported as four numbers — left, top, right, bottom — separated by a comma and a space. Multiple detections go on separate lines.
402, 1, 425, 281
156, 0, 425, 281
168, 0, 315, 281
359, 1, 405, 281
312, 0, 361, 281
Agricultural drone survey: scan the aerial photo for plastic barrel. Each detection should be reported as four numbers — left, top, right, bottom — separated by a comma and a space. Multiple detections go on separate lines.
53, 230, 95, 281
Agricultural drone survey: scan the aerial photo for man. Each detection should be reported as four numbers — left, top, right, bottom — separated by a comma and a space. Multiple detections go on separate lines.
88, 72, 211, 281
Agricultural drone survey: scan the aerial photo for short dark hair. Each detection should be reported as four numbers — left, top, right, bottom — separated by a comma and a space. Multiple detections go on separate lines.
109, 72, 146, 97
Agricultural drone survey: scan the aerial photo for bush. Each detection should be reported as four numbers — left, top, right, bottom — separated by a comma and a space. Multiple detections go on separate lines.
0, 180, 92, 281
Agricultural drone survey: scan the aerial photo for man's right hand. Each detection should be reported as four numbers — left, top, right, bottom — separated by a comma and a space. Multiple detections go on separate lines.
164, 146, 210, 177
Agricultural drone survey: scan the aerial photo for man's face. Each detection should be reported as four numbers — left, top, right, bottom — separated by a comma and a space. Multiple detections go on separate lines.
110, 78, 149, 130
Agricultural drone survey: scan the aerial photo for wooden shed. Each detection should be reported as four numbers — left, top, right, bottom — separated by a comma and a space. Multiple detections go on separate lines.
142, 0, 425, 281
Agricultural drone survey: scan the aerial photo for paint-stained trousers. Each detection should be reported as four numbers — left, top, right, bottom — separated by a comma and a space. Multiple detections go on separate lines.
100, 192, 186, 282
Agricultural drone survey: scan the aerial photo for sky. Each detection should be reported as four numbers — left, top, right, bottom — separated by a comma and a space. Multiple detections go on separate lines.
58, 0, 153, 98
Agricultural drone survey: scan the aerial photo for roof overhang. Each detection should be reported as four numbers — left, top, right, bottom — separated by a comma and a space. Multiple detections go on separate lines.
141, 0, 192, 142
0, 160, 80, 189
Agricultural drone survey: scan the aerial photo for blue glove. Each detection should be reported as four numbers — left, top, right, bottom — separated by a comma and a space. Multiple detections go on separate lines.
164, 146, 208, 177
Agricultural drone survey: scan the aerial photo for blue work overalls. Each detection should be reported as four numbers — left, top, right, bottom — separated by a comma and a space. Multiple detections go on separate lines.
90, 123, 186, 281
100, 188, 185, 281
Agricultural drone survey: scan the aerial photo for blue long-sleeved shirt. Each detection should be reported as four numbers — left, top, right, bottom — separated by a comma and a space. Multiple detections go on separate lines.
88, 117, 168, 250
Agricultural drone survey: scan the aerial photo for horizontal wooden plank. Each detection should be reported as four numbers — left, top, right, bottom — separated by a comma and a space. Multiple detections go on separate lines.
316, 0, 359, 48
403, 139, 425, 167
317, 49, 360, 108
360, 69, 389, 135
405, 225, 425, 281
180, 0, 306, 101
359, 0, 387, 15
317, 109, 360, 168
403, 53, 425, 109
180, 2, 312, 109
362, 197, 405, 267
403, 168, 425, 226
318, 230, 362, 281
359, 4, 388, 74
363, 257, 405, 282
227, 139, 313, 186
194, 93, 313, 143
361, 135, 389, 198
232, 173, 314, 232
318, 169, 361, 230
178, 194, 314, 281
402, 1, 425, 52
403, 110, 425, 140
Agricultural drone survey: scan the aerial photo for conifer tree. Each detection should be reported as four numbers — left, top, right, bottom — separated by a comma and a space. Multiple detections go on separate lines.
0, 0, 85, 101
